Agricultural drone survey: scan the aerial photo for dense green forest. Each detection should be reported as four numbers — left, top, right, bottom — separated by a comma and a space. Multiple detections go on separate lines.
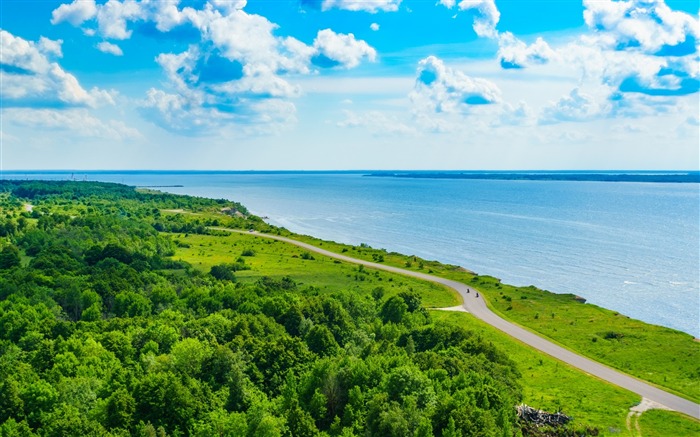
0, 181, 537, 436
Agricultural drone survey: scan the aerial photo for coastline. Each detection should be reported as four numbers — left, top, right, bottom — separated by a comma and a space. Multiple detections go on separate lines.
218, 228, 700, 419
3, 171, 698, 337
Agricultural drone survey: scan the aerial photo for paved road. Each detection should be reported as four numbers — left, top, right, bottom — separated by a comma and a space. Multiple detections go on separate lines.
224, 229, 700, 420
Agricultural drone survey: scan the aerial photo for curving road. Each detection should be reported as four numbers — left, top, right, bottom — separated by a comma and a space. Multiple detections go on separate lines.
224, 229, 700, 420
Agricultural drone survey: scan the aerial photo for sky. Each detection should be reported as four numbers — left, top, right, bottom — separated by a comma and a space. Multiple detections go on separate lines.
0, 0, 698, 170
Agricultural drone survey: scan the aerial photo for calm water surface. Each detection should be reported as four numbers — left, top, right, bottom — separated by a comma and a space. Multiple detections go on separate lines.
5, 171, 699, 336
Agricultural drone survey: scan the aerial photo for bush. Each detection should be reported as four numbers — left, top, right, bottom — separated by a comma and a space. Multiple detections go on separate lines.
210, 264, 236, 281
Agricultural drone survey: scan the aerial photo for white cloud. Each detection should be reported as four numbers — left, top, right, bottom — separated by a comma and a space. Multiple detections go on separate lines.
312, 29, 377, 69
540, 88, 607, 124
137, 6, 376, 134
514, 0, 700, 121
38, 37, 63, 57
0, 30, 114, 108
141, 38, 301, 134
583, 0, 699, 53
370, 23, 380, 31
542, 1, 696, 96
51, 0, 97, 26
97, 41, 124, 56
440, 0, 500, 38
321, 0, 401, 13
6, 108, 141, 140
95, 0, 145, 40
209, 0, 247, 15
150, 0, 188, 32
139, 88, 295, 135
51, 0, 193, 39
410, 55, 501, 115
183, 6, 315, 75
498, 32, 556, 69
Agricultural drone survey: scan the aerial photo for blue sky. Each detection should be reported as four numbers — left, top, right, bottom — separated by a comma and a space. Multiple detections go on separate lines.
1, 0, 698, 170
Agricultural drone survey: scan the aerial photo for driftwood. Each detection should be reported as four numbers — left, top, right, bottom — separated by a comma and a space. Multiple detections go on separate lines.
517, 404, 572, 427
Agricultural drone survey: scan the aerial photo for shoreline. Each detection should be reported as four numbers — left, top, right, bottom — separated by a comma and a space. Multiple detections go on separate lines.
260, 216, 699, 338
217, 228, 700, 420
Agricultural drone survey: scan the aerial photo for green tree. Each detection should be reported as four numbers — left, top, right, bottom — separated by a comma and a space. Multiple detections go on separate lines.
210, 264, 237, 281
306, 325, 340, 357
0, 245, 21, 270
380, 296, 408, 324
106, 388, 136, 430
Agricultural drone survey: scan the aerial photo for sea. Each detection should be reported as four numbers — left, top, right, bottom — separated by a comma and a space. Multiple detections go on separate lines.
3, 170, 699, 337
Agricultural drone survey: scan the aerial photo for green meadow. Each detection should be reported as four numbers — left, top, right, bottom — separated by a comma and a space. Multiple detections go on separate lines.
282, 233, 700, 404
171, 226, 700, 435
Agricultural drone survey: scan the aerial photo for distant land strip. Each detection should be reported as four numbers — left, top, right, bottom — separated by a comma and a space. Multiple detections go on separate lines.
366, 172, 700, 183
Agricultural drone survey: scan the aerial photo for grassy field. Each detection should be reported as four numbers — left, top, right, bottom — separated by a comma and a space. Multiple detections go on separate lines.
275, 232, 700, 403
169, 226, 700, 435
636, 409, 700, 437
433, 311, 700, 436
171, 231, 460, 308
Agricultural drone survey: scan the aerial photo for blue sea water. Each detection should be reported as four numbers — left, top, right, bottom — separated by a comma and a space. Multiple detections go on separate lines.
4, 171, 699, 337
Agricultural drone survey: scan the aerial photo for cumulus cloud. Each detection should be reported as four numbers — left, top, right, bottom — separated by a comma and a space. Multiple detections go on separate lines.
0, 30, 114, 108
540, 88, 607, 124
6, 108, 141, 140
139, 88, 295, 135
97, 41, 124, 56
51, 0, 195, 40
520, 0, 700, 121
209, 0, 248, 15
140, 40, 301, 134
38, 37, 63, 57
138, 6, 375, 133
576, 0, 699, 98
95, 0, 145, 39
410, 55, 501, 115
47, 0, 379, 134
583, 0, 699, 54
312, 29, 377, 68
498, 32, 556, 69
439, 0, 500, 38
439, 0, 556, 72
370, 23, 380, 31
51, 0, 97, 26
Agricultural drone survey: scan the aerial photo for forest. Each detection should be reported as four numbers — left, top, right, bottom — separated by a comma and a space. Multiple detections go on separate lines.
0, 180, 539, 436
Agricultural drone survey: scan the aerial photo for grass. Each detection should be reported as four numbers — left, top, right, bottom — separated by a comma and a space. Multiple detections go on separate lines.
470, 276, 700, 403
433, 311, 700, 436
170, 231, 460, 308
636, 409, 700, 437
271, 231, 700, 403
163, 208, 700, 402
169, 227, 700, 434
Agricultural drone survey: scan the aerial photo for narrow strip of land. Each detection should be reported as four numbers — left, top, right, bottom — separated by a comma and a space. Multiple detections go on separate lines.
222, 228, 700, 420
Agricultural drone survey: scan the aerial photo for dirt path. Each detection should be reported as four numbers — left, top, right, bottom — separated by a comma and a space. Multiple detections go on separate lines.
217, 228, 700, 420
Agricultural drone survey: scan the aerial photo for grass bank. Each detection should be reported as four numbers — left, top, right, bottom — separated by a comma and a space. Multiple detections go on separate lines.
283, 232, 700, 403
171, 226, 700, 434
